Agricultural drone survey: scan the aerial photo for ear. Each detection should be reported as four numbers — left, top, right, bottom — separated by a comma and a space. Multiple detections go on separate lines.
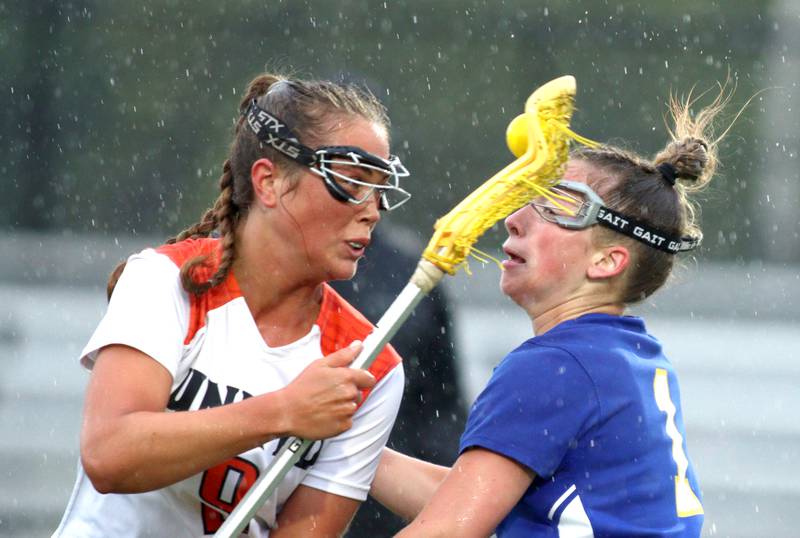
251, 158, 279, 208
587, 245, 630, 280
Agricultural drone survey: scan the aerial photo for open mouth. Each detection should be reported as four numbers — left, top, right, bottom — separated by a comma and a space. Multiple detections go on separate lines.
346, 240, 368, 256
503, 247, 526, 264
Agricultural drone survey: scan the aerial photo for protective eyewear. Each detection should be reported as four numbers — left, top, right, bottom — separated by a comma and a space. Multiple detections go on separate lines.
244, 100, 411, 211
311, 146, 410, 211
529, 180, 700, 254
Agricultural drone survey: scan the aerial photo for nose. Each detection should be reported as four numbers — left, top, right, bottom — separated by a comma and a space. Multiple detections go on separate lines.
504, 206, 527, 236
358, 192, 381, 225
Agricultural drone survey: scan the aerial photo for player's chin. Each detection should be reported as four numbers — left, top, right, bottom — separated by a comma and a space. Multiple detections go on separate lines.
328, 259, 360, 282
499, 270, 515, 295
499, 271, 527, 302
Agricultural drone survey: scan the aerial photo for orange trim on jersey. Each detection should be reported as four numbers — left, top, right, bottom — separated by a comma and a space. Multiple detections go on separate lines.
318, 284, 402, 402
155, 238, 243, 345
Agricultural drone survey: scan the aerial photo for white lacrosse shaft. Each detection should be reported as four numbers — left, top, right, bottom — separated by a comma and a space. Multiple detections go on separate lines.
214, 260, 444, 537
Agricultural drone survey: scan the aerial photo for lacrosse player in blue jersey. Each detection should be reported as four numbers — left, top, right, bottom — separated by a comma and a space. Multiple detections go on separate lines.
369, 91, 728, 537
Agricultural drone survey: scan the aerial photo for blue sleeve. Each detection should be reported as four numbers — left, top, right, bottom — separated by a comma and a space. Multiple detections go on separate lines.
459, 343, 598, 478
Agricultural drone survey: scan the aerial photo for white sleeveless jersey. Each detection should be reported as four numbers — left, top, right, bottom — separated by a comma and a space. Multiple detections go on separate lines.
53, 238, 404, 537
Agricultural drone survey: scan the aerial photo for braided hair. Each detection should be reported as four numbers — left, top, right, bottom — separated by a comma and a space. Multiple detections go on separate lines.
107, 73, 390, 299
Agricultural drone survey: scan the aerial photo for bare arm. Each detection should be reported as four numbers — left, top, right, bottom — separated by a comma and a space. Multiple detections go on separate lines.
80, 342, 374, 493
395, 448, 535, 538
369, 448, 450, 521
270, 485, 361, 537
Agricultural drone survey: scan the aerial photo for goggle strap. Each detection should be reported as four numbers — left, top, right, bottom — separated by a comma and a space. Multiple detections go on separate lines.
595, 206, 700, 254
243, 100, 316, 166
242, 101, 411, 211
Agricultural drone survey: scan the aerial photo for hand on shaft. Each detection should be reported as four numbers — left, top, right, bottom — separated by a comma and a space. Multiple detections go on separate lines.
279, 342, 376, 440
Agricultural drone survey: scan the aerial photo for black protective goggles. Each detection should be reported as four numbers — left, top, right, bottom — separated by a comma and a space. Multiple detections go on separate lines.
244, 100, 411, 211
529, 180, 700, 254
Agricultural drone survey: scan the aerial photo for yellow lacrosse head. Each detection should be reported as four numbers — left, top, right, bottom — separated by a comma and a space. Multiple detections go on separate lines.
421, 75, 583, 274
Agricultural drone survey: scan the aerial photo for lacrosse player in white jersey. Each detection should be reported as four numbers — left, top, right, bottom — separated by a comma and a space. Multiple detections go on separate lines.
54, 73, 413, 537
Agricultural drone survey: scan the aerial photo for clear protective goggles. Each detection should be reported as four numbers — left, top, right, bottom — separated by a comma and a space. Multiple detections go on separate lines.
529, 180, 700, 254
244, 100, 411, 211
529, 180, 604, 230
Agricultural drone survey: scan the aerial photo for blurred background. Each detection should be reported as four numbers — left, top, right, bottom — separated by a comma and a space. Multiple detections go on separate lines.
1, 1, 798, 536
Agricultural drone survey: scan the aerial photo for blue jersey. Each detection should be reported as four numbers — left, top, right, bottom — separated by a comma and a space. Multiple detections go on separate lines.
460, 314, 703, 537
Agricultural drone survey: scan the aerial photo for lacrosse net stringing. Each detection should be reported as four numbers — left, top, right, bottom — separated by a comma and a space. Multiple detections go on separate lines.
420, 75, 597, 276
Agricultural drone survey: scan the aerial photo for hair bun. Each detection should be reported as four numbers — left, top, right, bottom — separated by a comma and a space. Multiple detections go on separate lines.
654, 136, 709, 185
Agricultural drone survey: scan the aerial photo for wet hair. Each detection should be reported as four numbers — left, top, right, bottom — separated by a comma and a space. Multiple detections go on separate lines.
106, 73, 390, 299
572, 87, 730, 304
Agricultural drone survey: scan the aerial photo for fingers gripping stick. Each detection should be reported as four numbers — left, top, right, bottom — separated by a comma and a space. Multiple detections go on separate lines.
214, 75, 587, 537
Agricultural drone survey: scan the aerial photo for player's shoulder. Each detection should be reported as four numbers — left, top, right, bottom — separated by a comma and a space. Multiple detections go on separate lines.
154, 237, 220, 268
125, 239, 243, 342
498, 337, 585, 380
119, 245, 183, 288
535, 313, 649, 355
487, 325, 612, 396
119, 238, 221, 292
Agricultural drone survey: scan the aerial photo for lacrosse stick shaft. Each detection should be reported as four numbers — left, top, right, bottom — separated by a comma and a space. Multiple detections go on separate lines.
214, 261, 444, 537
